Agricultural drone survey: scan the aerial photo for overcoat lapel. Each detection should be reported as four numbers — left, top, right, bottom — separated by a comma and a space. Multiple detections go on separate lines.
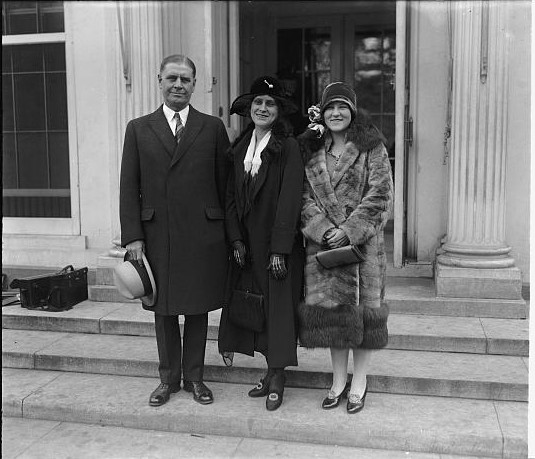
331, 141, 360, 189
233, 131, 275, 218
248, 136, 276, 205
170, 106, 204, 168
305, 147, 346, 225
148, 106, 176, 159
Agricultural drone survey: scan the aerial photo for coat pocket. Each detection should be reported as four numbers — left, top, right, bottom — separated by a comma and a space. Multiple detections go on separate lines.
141, 208, 155, 221
205, 207, 224, 220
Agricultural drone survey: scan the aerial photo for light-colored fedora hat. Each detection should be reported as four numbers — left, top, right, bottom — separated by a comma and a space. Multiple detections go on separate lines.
113, 253, 157, 307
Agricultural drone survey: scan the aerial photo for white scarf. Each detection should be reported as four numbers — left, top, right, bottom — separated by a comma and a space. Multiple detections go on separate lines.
243, 130, 271, 177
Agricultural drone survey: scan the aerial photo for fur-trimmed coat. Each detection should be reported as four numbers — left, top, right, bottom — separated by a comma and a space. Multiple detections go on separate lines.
298, 112, 393, 349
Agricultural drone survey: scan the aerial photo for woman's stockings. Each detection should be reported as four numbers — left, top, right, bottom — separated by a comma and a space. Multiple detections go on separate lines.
329, 347, 349, 395
351, 348, 371, 396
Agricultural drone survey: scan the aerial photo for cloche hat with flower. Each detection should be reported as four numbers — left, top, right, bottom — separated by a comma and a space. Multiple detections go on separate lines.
230, 75, 299, 117
307, 81, 358, 137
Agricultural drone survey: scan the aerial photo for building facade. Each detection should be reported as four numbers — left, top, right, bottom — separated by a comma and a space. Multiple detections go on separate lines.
2, 1, 531, 298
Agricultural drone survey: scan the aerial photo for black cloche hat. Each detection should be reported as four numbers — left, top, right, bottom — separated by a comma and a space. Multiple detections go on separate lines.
229, 75, 298, 117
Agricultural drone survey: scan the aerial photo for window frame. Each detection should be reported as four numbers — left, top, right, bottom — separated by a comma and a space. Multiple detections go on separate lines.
2, 3, 80, 235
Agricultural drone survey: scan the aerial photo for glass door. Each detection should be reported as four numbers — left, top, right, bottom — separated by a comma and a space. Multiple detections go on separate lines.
275, 16, 342, 134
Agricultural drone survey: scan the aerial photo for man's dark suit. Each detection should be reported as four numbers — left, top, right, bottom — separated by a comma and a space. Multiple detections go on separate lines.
120, 104, 230, 384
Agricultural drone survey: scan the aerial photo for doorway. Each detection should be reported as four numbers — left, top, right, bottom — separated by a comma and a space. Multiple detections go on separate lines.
238, 1, 405, 266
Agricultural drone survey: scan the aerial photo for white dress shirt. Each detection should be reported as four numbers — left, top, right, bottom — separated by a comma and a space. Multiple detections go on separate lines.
163, 103, 190, 135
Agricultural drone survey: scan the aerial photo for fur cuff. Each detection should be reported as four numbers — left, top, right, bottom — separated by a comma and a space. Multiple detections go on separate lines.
360, 302, 389, 349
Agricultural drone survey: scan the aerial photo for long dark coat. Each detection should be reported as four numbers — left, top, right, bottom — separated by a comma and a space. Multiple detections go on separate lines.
120, 105, 230, 315
298, 112, 393, 349
218, 127, 305, 368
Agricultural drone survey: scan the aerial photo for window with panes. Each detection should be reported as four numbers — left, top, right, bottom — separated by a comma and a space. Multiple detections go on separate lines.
2, 1, 70, 217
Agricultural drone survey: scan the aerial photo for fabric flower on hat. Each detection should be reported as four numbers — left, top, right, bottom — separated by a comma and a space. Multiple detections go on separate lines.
307, 104, 325, 138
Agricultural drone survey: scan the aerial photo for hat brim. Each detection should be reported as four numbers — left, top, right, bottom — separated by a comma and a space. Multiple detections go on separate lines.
140, 253, 157, 307
113, 253, 157, 307
321, 97, 357, 117
230, 93, 299, 117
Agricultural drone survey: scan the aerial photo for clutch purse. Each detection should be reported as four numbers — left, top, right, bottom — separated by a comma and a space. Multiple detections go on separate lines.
316, 245, 365, 269
228, 288, 265, 333
10, 265, 88, 312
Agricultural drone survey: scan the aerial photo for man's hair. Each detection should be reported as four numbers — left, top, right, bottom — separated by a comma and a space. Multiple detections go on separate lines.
159, 55, 196, 78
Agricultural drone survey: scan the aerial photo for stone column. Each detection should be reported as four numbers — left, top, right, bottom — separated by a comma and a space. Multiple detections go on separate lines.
109, 1, 164, 257
435, 1, 522, 299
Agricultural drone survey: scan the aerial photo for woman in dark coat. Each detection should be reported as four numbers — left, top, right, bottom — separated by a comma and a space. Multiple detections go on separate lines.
299, 82, 393, 414
218, 76, 305, 411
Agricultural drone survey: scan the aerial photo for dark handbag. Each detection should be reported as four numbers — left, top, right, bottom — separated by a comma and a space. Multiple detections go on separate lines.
227, 266, 265, 332
228, 288, 265, 332
10, 265, 88, 312
316, 245, 365, 269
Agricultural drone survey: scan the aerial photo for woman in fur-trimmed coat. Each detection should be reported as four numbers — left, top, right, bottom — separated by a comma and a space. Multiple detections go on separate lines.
298, 82, 393, 414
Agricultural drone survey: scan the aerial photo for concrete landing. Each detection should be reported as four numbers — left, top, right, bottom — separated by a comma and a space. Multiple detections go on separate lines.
2, 329, 528, 401
4, 417, 491, 459
1, 368, 527, 458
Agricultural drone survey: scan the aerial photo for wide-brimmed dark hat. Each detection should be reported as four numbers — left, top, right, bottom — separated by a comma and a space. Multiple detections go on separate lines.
113, 253, 157, 307
230, 75, 298, 117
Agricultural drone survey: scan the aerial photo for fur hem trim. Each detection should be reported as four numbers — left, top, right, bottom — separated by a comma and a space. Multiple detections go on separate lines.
297, 303, 364, 348
360, 302, 389, 349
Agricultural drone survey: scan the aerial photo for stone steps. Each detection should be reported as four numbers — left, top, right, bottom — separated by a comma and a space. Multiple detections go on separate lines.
89, 276, 528, 318
2, 368, 527, 458
2, 328, 528, 401
2, 301, 529, 356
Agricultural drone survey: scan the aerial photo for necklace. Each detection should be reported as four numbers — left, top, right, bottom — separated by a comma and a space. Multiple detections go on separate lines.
327, 144, 344, 160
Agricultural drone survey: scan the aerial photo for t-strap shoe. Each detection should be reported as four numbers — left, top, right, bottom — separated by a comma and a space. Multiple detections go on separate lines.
321, 382, 350, 410
347, 387, 367, 414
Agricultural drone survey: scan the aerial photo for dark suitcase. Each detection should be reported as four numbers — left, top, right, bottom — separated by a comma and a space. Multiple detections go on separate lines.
10, 265, 88, 311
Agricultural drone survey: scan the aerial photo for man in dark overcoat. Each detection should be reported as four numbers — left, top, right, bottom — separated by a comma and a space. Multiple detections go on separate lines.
120, 54, 230, 406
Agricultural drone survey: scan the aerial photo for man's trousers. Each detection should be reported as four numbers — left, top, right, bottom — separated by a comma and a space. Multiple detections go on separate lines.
154, 313, 208, 384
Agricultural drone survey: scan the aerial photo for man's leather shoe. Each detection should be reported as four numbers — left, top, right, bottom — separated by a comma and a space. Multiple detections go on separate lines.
347, 387, 367, 414
183, 380, 214, 405
149, 382, 180, 407
321, 382, 350, 410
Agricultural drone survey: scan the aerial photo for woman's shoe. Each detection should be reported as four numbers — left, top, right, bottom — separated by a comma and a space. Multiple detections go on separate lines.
321, 382, 350, 410
346, 387, 367, 414
248, 371, 273, 398
266, 371, 285, 411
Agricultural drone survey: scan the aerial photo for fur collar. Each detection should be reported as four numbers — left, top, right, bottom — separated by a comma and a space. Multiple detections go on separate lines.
298, 108, 386, 162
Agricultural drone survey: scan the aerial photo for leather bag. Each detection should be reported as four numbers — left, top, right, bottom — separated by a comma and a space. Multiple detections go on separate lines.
227, 266, 265, 332
316, 245, 365, 269
228, 288, 265, 333
10, 265, 88, 312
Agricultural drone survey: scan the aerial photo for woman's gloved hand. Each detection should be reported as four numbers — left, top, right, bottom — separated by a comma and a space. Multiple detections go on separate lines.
232, 240, 246, 268
324, 228, 350, 249
268, 253, 288, 280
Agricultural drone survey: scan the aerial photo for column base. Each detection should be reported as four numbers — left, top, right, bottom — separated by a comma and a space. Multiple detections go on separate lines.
435, 264, 523, 300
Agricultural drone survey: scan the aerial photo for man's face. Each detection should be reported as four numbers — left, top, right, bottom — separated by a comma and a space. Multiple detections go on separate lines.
159, 62, 196, 111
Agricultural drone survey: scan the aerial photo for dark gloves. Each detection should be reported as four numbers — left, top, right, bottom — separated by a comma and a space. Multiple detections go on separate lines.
322, 228, 350, 249
268, 253, 288, 280
232, 240, 246, 268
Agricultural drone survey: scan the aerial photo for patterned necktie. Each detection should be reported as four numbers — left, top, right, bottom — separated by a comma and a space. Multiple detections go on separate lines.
174, 112, 184, 144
